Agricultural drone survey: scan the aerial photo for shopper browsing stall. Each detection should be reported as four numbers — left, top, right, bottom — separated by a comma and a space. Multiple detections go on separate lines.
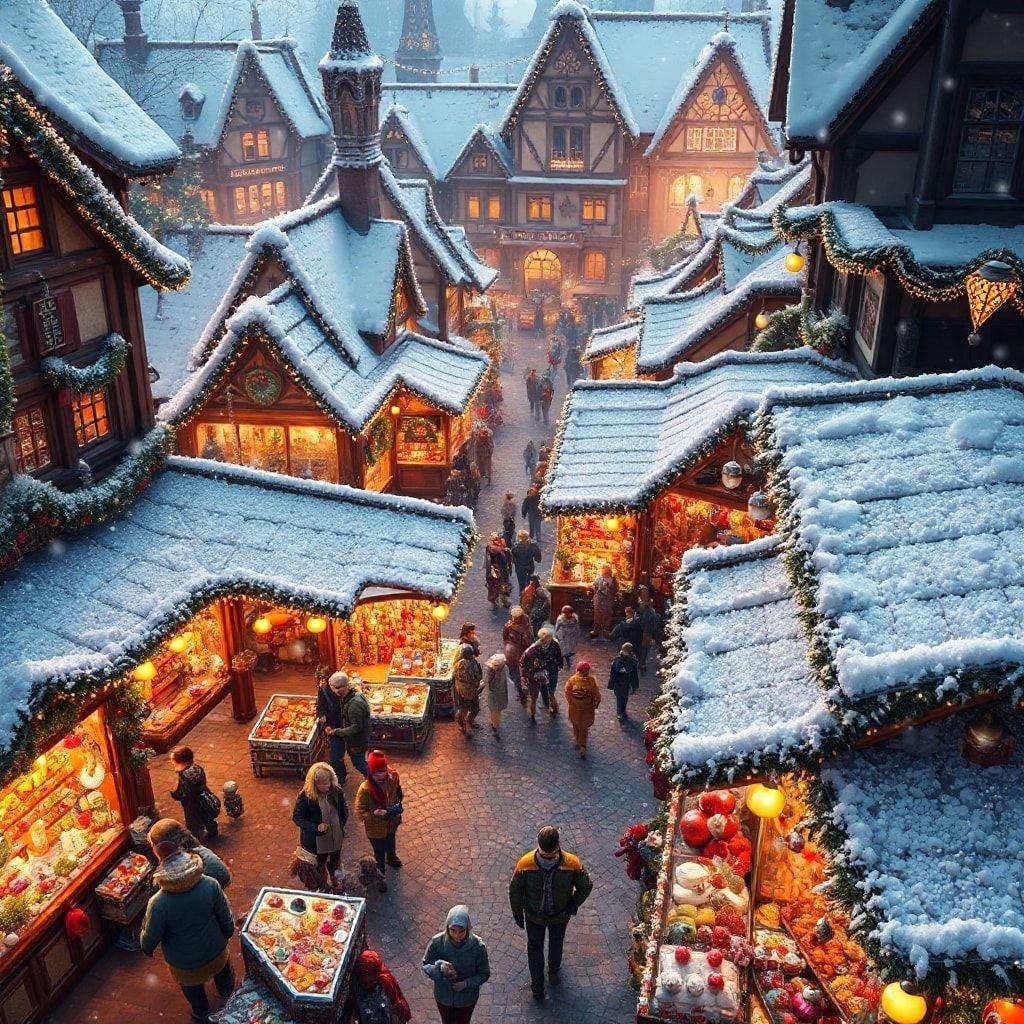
169, 746, 220, 841
353, 950, 412, 1024
355, 750, 404, 892
317, 672, 350, 783
329, 673, 371, 777
454, 644, 484, 735
292, 762, 348, 888
422, 904, 491, 1024
148, 818, 230, 890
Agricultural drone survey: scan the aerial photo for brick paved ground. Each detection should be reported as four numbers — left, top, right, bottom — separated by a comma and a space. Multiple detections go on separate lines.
53, 327, 658, 1024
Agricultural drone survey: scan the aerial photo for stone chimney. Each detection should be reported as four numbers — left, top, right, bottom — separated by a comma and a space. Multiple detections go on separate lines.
250, 2, 263, 40
118, 0, 149, 65
469, 64, 480, 84
318, 0, 384, 233
396, 0, 442, 83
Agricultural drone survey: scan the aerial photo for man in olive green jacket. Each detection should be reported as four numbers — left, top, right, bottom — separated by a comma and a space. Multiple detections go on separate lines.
329, 673, 371, 776
508, 825, 593, 1002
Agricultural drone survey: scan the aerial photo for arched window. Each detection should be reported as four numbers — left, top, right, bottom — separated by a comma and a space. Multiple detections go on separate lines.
670, 174, 703, 206
727, 174, 745, 200
553, 86, 568, 108
570, 86, 584, 109
582, 250, 607, 282
524, 248, 561, 292
241, 131, 256, 161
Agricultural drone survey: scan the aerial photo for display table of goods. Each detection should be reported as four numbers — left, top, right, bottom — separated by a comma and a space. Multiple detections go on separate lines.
387, 638, 456, 718
142, 672, 231, 752
212, 976, 296, 1024
93, 851, 154, 924
248, 696, 324, 777
638, 787, 755, 1024
362, 681, 433, 751
0, 728, 123, 957
240, 888, 366, 1023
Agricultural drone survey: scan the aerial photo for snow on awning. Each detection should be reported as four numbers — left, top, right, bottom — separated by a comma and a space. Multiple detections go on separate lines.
0, 458, 475, 757
584, 318, 642, 361
812, 711, 1024, 990
542, 349, 853, 515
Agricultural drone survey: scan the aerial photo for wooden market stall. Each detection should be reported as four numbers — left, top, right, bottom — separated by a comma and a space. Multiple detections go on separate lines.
632, 369, 1024, 1024
0, 460, 473, 1023
540, 349, 854, 619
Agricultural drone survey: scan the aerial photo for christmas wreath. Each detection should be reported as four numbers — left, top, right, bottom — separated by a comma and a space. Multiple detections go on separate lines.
364, 416, 393, 467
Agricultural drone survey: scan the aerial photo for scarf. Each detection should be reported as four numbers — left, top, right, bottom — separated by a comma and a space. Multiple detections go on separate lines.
368, 769, 396, 809
535, 850, 563, 917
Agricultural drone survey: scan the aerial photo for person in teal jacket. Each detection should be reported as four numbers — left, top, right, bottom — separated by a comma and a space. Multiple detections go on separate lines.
140, 843, 235, 1023
421, 905, 490, 1022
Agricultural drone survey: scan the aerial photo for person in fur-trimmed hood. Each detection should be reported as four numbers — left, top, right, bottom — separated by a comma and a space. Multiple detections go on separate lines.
422, 904, 490, 1022
140, 842, 235, 1023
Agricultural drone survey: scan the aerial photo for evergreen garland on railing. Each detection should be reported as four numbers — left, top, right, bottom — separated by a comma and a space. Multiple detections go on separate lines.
752, 293, 849, 358
41, 333, 128, 393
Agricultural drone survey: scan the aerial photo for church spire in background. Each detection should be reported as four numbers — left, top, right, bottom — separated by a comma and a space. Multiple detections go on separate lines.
395, 0, 442, 83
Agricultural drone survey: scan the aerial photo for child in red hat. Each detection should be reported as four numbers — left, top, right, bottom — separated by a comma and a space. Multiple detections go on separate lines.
355, 750, 404, 892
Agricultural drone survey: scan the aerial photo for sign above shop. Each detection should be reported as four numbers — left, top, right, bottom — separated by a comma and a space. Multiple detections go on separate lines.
499, 228, 582, 246
228, 163, 286, 180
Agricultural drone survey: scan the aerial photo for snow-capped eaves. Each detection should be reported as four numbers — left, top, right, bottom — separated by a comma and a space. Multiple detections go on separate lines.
447, 123, 513, 180
0, 457, 475, 759
381, 103, 440, 181
584, 317, 642, 361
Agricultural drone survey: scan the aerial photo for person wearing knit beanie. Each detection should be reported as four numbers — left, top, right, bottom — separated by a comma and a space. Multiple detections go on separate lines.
355, 750, 404, 892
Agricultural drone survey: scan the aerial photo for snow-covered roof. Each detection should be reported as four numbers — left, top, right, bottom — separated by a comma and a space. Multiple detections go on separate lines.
161, 291, 489, 434
96, 38, 330, 150
0, 0, 180, 175
628, 236, 719, 312
815, 711, 1024, 986
543, 348, 853, 513
635, 244, 803, 372
585, 317, 642, 360
730, 156, 811, 209
663, 537, 836, 788
0, 457, 475, 756
141, 228, 253, 401
379, 84, 517, 180
502, 5, 772, 139
784, 0, 938, 144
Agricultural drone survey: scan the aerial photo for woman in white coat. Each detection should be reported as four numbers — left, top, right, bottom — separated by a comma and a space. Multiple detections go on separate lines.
483, 653, 509, 739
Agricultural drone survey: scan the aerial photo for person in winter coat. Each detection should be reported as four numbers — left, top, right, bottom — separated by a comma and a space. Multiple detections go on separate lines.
484, 534, 512, 608
458, 621, 482, 656
523, 438, 538, 476
525, 368, 540, 419
608, 642, 640, 719
539, 375, 555, 424
521, 486, 544, 542
610, 605, 644, 652
330, 673, 372, 777
483, 652, 509, 737
501, 491, 517, 549
148, 818, 230, 890
140, 842, 235, 1022
454, 643, 484, 735
444, 469, 468, 506
468, 462, 482, 506
527, 575, 552, 636
170, 746, 219, 841
355, 750, 404, 892
590, 563, 618, 639
353, 950, 412, 1024
509, 826, 593, 1002
519, 577, 538, 624
564, 661, 601, 757
553, 606, 581, 672
511, 530, 542, 595
317, 671, 351, 783
520, 628, 563, 720
503, 606, 534, 703
292, 762, 348, 886
474, 427, 494, 485
636, 585, 664, 672
422, 905, 491, 1023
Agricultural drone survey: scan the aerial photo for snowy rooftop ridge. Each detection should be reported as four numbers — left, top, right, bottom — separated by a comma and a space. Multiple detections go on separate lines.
0, 457, 474, 756
584, 317, 643, 360
542, 348, 854, 514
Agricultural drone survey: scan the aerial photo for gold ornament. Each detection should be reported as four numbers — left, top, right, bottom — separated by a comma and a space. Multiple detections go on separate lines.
965, 259, 1019, 331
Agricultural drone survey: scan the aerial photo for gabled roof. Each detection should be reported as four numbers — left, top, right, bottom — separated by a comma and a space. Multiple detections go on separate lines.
380, 104, 441, 180
645, 29, 771, 156
379, 84, 517, 180
448, 124, 513, 178
96, 37, 330, 150
189, 196, 423, 368
0, 0, 179, 176
160, 292, 489, 434
0, 457, 475, 758
783, 0, 939, 145
585, 317, 642, 361
543, 348, 853, 513
628, 235, 719, 311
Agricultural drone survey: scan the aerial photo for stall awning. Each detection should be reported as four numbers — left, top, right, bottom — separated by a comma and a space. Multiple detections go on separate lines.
0, 458, 475, 754
542, 349, 853, 515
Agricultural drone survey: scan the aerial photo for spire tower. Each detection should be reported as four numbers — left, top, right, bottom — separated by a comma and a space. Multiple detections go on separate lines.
395, 0, 442, 83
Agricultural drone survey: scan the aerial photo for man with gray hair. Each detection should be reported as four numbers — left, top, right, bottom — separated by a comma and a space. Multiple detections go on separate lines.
317, 671, 363, 781
519, 627, 563, 720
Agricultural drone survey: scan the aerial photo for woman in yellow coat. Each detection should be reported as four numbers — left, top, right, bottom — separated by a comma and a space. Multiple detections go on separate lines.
564, 660, 601, 758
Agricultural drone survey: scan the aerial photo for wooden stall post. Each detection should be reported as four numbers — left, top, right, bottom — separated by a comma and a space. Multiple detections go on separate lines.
222, 598, 258, 723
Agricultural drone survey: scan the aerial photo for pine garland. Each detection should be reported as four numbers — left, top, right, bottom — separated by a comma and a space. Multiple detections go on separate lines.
41, 333, 128, 393
0, 282, 12, 439
751, 294, 849, 358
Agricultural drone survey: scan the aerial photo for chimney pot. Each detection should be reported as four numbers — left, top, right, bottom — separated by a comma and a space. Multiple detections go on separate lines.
118, 0, 148, 64
469, 64, 480, 83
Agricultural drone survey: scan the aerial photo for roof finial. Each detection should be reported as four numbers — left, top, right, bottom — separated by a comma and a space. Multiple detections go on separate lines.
723, 10, 729, 32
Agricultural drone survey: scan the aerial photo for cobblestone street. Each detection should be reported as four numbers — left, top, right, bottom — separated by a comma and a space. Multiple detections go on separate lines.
52, 328, 657, 1024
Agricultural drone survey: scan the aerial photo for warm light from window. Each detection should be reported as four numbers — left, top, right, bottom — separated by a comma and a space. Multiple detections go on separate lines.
2, 185, 46, 255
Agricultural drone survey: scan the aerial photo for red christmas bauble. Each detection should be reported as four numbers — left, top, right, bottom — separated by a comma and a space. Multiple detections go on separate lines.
984, 1001, 1024, 1024
698, 790, 737, 815
674, 946, 691, 964
706, 948, 724, 968
707, 973, 725, 991
680, 809, 711, 847
65, 908, 90, 939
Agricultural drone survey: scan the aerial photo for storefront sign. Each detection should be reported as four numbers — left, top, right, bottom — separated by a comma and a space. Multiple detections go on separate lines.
228, 163, 286, 180
499, 228, 582, 245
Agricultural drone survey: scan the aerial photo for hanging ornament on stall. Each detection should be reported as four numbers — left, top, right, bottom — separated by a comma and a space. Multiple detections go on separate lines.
983, 1000, 1024, 1024
65, 907, 91, 940
811, 916, 834, 944
747, 491, 772, 522
961, 705, 1015, 767
785, 248, 806, 274
785, 829, 806, 853
721, 461, 743, 490
881, 982, 928, 1024
965, 260, 1019, 344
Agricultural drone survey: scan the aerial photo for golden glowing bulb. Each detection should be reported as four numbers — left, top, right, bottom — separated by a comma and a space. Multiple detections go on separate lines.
252, 616, 273, 635
755, 311, 771, 330
431, 603, 450, 622
746, 782, 786, 818
133, 660, 157, 682
306, 616, 328, 634
390, 404, 401, 416
784, 251, 806, 274
168, 633, 190, 654
881, 983, 928, 1024
604, 516, 619, 531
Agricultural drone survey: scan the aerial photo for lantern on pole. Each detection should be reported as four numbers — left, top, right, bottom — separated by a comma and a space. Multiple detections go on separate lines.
965, 259, 1019, 340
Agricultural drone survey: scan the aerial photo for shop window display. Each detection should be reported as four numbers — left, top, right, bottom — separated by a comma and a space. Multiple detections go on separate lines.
0, 712, 122, 954
553, 514, 637, 587
238, 424, 287, 474
245, 607, 323, 673
396, 415, 445, 465
333, 599, 438, 670
198, 421, 241, 463
288, 426, 339, 483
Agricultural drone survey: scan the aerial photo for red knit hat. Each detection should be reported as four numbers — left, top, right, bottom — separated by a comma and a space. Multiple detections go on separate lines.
367, 749, 388, 774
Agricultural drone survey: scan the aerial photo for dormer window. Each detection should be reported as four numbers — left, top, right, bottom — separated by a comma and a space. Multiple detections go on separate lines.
472, 152, 488, 171
951, 86, 1023, 196
178, 83, 205, 122
554, 86, 568, 109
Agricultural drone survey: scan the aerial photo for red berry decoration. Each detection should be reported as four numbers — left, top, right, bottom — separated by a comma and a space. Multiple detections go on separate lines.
706, 813, 739, 840
707, 973, 725, 991
674, 946, 692, 964
706, 948, 724, 968
711, 927, 731, 950
680, 809, 711, 847
704, 839, 731, 861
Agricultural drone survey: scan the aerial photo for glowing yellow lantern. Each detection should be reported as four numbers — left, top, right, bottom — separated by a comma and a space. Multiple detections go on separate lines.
306, 616, 328, 634
755, 310, 771, 330
784, 250, 806, 274
881, 983, 928, 1024
604, 516, 620, 532
390, 403, 402, 416
746, 782, 786, 818
431, 602, 450, 622
133, 660, 157, 682
966, 259, 1019, 331
252, 616, 273, 635
168, 632, 191, 654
